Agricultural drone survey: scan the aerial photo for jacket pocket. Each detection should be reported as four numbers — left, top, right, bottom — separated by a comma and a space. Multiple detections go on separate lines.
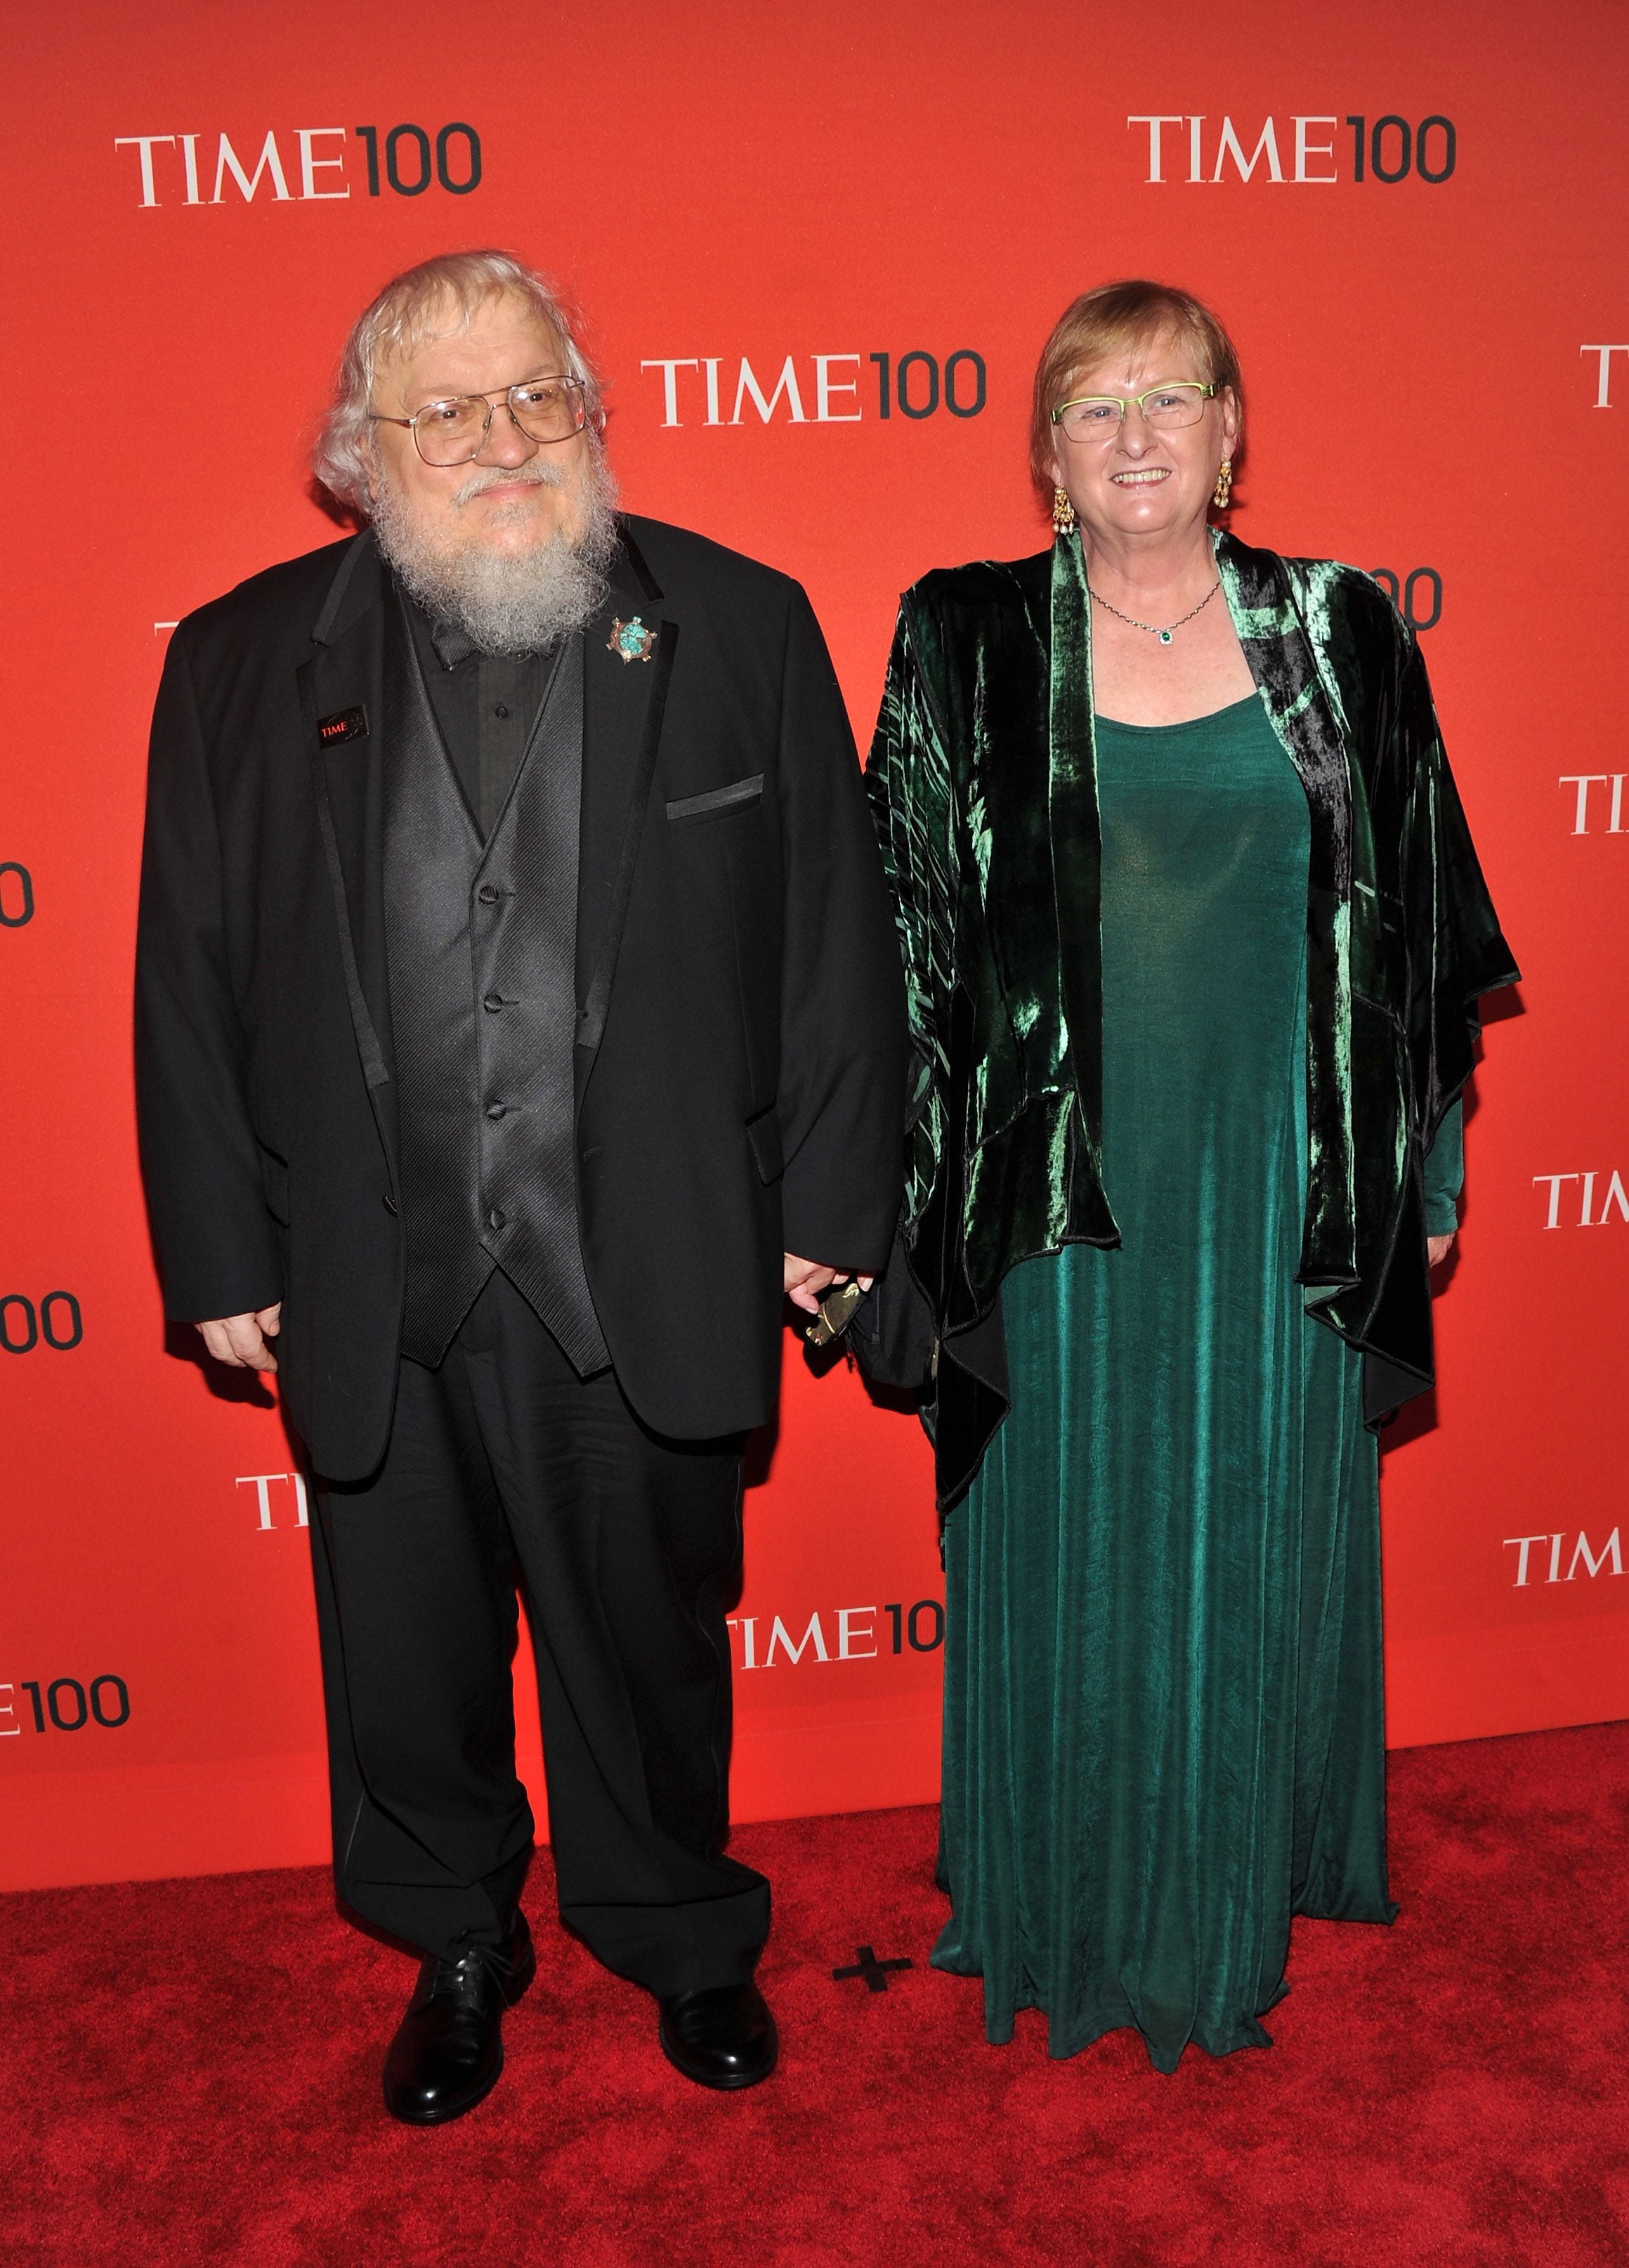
667, 774, 764, 824
745, 1102, 783, 1185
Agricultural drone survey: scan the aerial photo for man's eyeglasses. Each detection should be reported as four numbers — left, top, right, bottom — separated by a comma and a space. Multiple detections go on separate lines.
1052, 382, 1218, 443
370, 375, 589, 467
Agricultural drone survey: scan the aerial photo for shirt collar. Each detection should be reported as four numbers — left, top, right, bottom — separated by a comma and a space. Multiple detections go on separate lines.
427, 613, 481, 669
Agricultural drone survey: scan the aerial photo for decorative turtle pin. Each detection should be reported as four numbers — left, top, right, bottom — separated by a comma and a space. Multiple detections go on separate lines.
607, 615, 658, 664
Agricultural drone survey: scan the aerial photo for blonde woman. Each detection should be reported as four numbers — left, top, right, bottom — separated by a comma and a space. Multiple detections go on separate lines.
861, 280, 1517, 2069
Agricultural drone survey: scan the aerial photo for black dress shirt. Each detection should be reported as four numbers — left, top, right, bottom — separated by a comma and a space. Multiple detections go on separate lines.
404, 597, 556, 838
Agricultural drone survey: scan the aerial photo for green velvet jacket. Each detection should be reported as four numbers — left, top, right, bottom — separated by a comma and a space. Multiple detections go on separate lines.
861, 528, 1519, 1513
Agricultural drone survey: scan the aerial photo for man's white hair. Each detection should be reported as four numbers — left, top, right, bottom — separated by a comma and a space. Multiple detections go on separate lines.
313, 249, 602, 513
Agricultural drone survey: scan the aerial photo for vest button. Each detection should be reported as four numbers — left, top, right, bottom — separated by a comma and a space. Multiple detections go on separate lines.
485, 1102, 508, 1120
487, 1208, 506, 1231
483, 991, 504, 1012
477, 884, 499, 904
383, 1194, 398, 1215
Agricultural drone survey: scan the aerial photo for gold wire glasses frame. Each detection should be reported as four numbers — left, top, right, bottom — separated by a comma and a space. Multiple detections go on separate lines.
369, 374, 589, 467
1052, 381, 1218, 442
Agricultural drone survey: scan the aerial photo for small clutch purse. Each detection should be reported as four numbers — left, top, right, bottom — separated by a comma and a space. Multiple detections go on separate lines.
804, 1278, 866, 1348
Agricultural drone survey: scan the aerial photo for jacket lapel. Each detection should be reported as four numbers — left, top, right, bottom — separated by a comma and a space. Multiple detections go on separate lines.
297, 533, 398, 1167
576, 523, 677, 1102
1216, 530, 1354, 899
1047, 531, 1108, 1185
1217, 530, 1359, 1286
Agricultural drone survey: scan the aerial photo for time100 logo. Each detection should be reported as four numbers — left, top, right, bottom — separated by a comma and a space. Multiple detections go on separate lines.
641, 349, 986, 427
113, 124, 481, 207
1, 1676, 130, 1734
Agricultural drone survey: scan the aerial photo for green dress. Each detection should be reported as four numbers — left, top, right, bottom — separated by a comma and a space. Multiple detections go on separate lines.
934, 693, 1461, 2072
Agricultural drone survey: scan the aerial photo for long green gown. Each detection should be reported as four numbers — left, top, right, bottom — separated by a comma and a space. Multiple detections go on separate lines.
934, 693, 1461, 2072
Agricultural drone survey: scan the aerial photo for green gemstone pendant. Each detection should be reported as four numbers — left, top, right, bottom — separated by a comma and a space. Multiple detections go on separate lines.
1087, 578, 1223, 644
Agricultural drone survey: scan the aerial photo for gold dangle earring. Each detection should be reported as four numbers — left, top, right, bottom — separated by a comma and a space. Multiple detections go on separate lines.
1212, 457, 1234, 511
1052, 485, 1078, 536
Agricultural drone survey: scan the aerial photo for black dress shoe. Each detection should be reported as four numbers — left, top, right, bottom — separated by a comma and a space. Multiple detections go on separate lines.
658, 1980, 778, 2091
383, 1912, 535, 2125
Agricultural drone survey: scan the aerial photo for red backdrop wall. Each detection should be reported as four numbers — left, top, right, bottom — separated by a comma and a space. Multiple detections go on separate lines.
3, 0, 1625, 1892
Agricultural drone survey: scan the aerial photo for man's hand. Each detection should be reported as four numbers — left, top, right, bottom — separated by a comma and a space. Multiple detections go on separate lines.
1427, 1232, 1456, 1270
197, 1304, 282, 1373
783, 1255, 874, 1317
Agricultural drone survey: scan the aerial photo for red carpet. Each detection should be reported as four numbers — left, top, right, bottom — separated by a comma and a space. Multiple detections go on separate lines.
3, 1720, 1625, 2267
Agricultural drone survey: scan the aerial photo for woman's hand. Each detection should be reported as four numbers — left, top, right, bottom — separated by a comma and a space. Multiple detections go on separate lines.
1427, 1233, 1455, 1269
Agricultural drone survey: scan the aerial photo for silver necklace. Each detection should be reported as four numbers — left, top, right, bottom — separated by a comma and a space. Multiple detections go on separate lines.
1088, 579, 1222, 646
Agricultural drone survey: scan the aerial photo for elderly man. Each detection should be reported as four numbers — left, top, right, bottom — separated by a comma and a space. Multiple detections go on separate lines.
136, 250, 905, 2122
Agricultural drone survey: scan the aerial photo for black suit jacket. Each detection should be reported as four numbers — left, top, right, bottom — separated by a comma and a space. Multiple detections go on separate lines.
136, 517, 907, 1478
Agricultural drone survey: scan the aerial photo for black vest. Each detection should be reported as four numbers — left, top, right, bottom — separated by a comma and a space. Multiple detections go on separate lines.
382, 598, 609, 1374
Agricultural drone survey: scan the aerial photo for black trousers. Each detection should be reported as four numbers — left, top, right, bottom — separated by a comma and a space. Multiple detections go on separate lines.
309, 1269, 768, 1994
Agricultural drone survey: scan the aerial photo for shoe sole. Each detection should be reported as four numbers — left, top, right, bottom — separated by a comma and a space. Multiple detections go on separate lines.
658, 2031, 780, 2091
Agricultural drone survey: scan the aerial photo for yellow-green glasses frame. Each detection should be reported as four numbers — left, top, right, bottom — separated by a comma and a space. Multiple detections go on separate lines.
1052, 381, 1218, 441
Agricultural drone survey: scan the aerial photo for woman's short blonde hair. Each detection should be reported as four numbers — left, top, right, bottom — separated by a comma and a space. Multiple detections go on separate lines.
1029, 278, 1242, 490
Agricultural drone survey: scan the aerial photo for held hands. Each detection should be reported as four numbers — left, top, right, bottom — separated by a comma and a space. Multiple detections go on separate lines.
197, 1304, 282, 1373
783, 1255, 874, 1315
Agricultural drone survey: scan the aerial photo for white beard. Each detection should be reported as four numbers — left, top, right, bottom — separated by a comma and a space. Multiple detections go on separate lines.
370, 453, 620, 656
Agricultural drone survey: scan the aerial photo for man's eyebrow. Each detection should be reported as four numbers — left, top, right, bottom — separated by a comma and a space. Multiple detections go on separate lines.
407, 369, 558, 411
